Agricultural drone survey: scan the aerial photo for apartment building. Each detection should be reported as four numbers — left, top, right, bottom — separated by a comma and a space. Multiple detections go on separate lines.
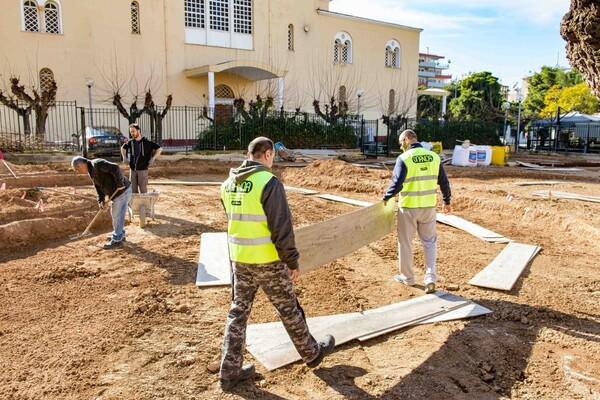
418, 52, 451, 89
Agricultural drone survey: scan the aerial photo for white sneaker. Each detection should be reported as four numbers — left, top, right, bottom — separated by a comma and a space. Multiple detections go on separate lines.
394, 275, 415, 286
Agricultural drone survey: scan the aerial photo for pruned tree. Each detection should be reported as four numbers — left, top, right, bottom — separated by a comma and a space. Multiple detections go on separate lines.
99, 56, 172, 141
306, 53, 368, 123
378, 68, 419, 137
0, 74, 57, 141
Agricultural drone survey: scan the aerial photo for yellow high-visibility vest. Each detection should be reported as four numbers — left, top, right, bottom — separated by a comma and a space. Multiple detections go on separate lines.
399, 147, 441, 208
221, 171, 280, 263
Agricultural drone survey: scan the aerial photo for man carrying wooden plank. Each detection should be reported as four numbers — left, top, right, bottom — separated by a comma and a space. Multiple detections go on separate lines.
219, 136, 335, 390
382, 129, 452, 294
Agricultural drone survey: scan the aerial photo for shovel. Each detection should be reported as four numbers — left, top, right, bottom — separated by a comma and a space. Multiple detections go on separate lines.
69, 187, 123, 240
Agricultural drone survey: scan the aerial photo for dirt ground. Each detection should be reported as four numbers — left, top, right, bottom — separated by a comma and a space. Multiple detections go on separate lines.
0, 152, 599, 400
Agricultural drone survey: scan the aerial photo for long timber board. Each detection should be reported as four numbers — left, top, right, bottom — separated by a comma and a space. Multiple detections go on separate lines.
468, 242, 541, 291
246, 292, 484, 370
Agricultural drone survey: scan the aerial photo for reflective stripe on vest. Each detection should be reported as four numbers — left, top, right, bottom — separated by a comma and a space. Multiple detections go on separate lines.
399, 147, 441, 208
221, 170, 280, 263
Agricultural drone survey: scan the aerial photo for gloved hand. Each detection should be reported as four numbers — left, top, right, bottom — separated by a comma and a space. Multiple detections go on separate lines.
149, 158, 155, 166
98, 201, 105, 211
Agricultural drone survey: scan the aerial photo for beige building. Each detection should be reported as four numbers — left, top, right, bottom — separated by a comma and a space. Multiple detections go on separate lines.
2, 0, 422, 140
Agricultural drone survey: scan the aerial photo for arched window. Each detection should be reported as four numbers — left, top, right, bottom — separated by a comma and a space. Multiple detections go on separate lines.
287, 24, 294, 51
388, 89, 396, 114
39, 68, 55, 94
44, 2, 60, 34
385, 40, 401, 68
215, 84, 235, 99
23, 1, 40, 32
131, 1, 140, 34
339, 86, 346, 104
333, 32, 352, 64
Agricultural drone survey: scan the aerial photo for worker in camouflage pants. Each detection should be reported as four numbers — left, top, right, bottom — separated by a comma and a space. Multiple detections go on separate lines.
219, 137, 335, 390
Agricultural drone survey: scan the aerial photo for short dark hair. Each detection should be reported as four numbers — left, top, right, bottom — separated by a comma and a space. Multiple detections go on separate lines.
248, 136, 274, 157
129, 123, 141, 131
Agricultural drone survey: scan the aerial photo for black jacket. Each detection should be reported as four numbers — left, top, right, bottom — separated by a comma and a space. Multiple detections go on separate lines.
87, 159, 130, 204
223, 160, 300, 270
122, 137, 161, 171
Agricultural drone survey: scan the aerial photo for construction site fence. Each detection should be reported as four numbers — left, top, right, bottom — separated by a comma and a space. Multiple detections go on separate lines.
0, 102, 371, 153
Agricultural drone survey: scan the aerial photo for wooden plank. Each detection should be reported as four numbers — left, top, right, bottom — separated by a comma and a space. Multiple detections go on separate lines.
314, 193, 374, 207
283, 186, 319, 195
195, 232, 231, 286
532, 190, 600, 203
436, 213, 511, 243
468, 242, 541, 290
296, 200, 395, 275
246, 292, 475, 370
514, 181, 561, 186
149, 181, 221, 186
195, 200, 396, 285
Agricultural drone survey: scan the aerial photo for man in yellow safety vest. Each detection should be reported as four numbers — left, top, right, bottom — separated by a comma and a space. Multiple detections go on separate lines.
382, 129, 452, 294
219, 136, 335, 390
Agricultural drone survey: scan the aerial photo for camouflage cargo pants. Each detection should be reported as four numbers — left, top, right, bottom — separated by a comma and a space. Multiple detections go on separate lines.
220, 260, 320, 381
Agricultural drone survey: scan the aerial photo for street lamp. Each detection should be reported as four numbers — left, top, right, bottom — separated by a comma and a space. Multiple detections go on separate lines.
356, 88, 365, 118
516, 91, 524, 153
356, 88, 365, 149
502, 101, 510, 144
85, 78, 94, 129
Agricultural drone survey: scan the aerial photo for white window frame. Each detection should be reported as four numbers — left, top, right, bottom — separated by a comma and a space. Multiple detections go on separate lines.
385, 39, 401, 69
333, 31, 352, 64
287, 24, 294, 51
131, 1, 141, 34
43, 1, 60, 34
22, 0, 40, 32
22, 0, 63, 34
185, 0, 253, 50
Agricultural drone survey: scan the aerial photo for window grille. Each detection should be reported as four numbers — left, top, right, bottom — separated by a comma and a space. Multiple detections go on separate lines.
390, 49, 397, 68
209, 0, 229, 31
389, 89, 395, 114
44, 2, 59, 34
339, 86, 346, 104
24, 1, 40, 32
185, 0, 204, 28
39, 68, 54, 94
233, 0, 251, 34
385, 47, 390, 67
333, 39, 340, 62
131, 1, 140, 33
394, 47, 400, 68
215, 84, 234, 99
287, 24, 294, 50
341, 41, 350, 63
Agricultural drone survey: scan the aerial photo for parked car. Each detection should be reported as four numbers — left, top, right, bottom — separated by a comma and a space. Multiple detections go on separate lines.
72, 126, 128, 157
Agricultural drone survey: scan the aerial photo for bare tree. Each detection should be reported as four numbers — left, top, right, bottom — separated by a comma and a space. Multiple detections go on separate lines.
99, 56, 172, 141
0, 74, 57, 141
377, 68, 419, 137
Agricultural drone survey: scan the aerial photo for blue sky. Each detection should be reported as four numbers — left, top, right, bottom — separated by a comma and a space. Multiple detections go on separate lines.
329, 0, 571, 88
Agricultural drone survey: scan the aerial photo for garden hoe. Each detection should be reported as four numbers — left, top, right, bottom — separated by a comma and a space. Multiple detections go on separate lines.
69, 187, 123, 240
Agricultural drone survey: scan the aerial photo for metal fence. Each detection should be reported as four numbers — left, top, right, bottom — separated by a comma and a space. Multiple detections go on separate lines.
527, 123, 600, 153
0, 102, 373, 153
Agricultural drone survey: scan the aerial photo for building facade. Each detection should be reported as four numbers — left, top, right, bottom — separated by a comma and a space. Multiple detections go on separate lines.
418, 53, 451, 89
1, 0, 422, 140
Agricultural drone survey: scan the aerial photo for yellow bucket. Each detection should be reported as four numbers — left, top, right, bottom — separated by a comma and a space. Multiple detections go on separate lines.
491, 146, 510, 165
431, 141, 443, 154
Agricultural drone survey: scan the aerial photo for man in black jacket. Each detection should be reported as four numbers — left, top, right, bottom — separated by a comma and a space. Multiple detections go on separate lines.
120, 123, 162, 193
218, 137, 335, 390
71, 156, 132, 249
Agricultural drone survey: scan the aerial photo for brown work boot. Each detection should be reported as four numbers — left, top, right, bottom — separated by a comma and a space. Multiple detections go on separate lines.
220, 364, 255, 390
307, 334, 335, 368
